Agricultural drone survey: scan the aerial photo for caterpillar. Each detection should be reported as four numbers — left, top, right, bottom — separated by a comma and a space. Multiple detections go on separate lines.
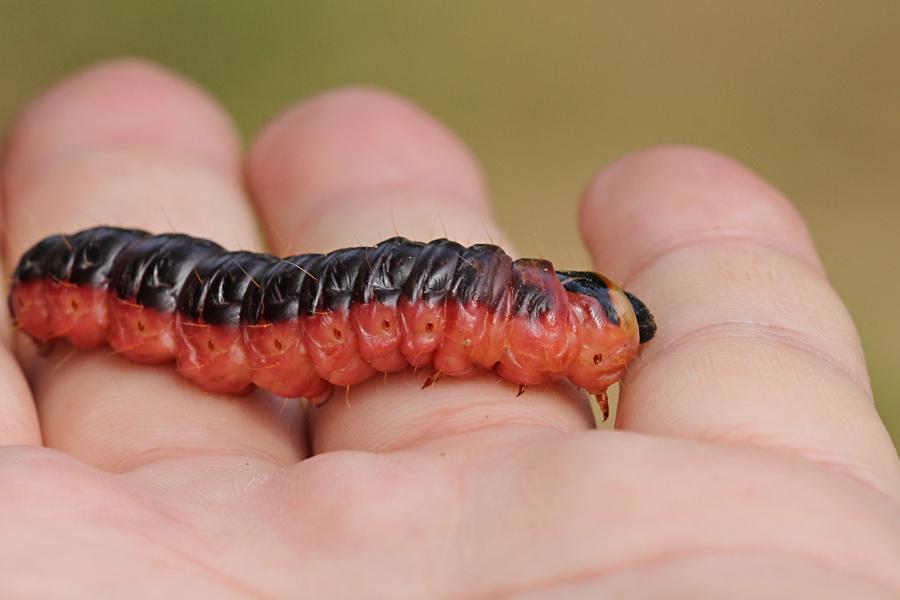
8, 227, 656, 418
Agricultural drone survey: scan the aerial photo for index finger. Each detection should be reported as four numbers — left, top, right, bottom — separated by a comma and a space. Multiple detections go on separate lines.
580, 146, 900, 499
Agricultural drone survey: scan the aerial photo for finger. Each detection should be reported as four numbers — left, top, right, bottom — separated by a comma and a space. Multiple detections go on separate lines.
2, 59, 306, 475
0, 340, 39, 445
0, 229, 39, 445
580, 145, 900, 498
247, 88, 593, 453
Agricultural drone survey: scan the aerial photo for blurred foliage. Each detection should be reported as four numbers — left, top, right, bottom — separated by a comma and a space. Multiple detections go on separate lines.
0, 1, 897, 448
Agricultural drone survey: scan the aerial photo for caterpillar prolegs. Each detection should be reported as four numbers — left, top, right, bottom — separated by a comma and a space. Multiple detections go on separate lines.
9, 227, 656, 416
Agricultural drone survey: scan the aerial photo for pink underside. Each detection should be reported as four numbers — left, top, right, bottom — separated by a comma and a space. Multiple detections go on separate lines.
11, 280, 639, 399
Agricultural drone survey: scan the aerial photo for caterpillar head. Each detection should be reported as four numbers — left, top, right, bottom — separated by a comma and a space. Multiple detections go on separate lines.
556, 270, 656, 394
623, 290, 656, 344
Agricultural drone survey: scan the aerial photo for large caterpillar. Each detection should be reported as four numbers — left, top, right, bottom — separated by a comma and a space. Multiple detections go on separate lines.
9, 227, 655, 416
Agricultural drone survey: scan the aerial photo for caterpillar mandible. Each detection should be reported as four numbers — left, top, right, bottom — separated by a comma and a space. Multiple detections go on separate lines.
9, 227, 656, 418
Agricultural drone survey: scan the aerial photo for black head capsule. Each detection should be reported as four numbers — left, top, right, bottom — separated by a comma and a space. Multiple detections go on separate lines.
624, 291, 656, 343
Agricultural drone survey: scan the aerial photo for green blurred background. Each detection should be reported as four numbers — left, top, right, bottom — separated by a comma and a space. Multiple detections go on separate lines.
1, 1, 897, 448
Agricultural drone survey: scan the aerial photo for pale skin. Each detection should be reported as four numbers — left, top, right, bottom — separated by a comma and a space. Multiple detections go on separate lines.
0, 60, 898, 599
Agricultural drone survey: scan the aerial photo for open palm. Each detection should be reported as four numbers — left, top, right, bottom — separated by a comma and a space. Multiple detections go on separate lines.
1, 60, 897, 599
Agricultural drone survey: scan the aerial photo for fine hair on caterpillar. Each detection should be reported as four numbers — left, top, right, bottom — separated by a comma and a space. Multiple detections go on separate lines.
9, 227, 656, 419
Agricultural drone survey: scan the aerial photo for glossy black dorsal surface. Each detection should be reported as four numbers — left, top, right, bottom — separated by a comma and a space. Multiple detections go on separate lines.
242, 254, 322, 325
315, 247, 371, 313
355, 237, 423, 306
12, 227, 656, 344
13, 227, 148, 286
177, 251, 275, 326
108, 233, 224, 313
402, 238, 466, 307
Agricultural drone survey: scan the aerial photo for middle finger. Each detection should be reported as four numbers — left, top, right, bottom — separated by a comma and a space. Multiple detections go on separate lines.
247, 88, 594, 453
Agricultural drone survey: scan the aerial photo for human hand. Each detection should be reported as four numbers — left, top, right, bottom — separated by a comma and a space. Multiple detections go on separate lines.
0, 60, 897, 599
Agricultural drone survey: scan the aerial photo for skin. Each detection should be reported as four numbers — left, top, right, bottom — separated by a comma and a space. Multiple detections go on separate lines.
0, 59, 898, 599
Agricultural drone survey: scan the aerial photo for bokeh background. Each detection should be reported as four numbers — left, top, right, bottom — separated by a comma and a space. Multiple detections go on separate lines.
1, 1, 897, 448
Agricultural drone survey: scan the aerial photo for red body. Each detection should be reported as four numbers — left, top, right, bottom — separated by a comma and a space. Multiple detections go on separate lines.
11, 278, 641, 404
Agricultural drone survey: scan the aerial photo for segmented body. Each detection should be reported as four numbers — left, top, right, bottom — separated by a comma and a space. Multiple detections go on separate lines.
9, 227, 656, 407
